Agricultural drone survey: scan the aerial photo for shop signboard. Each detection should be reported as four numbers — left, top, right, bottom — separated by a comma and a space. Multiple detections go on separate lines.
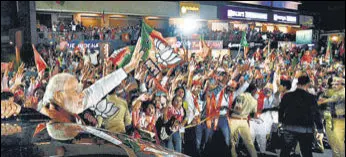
296, 30, 313, 45
272, 1, 300, 10
218, 6, 268, 21
180, 2, 200, 18
272, 13, 297, 24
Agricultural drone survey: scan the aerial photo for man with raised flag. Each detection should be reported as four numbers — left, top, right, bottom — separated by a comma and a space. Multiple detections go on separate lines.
28, 38, 144, 139
140, 21, 181, 68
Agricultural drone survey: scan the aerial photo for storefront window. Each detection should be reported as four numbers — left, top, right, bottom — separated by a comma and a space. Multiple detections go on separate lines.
233, 23, 248, 31
212, 23, 228, 32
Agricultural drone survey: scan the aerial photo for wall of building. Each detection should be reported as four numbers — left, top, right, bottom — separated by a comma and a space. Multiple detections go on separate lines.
81, 17, 102, 28
36, 1, 218, 22
36, 1, 180, 17
200, 5, 217, 20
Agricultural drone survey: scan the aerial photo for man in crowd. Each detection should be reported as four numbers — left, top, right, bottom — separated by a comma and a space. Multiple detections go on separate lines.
230, 83, 258, 157
279, 75, 324, 157
318, 76, 345, 157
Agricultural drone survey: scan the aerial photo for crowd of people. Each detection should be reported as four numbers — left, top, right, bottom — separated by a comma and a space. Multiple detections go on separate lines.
2, 21, 345, 157
37, 20, 297, 48
37, 20, 141, 45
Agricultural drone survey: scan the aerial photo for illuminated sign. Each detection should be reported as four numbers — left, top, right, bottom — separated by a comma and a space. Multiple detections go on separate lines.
227, 10, 268, 21
233, 1, 301, 10
232, 1, 272, 7
219, 6, 268, 21
272, 1, 300, 10
180, 2, 200, 18
273, 14, 297, 24
296, 30, 313, 45
299, 15, 314, 26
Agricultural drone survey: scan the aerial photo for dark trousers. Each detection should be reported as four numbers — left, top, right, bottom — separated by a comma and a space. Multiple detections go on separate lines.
196, 122, 213, 157
280, 130, 314, 157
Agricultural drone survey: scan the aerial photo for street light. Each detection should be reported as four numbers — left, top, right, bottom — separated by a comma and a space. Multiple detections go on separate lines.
332, 35, 339, 42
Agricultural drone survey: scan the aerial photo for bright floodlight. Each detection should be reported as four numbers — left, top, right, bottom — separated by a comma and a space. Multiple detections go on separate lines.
182, 18, 197, 34
332, 36, 338, 42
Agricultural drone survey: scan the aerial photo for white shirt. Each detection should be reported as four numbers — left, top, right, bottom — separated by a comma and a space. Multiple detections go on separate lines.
185, 90, 205, 124
90, 51, 99, 65
52, 25, 57, 32
263, 95, 274, 109
216, 81, 250, 116
71, 23, 76, 31
219, 93, 231, 116
290, 78, 298, 92
83, 54, 90, 65
139, 113, 157, 130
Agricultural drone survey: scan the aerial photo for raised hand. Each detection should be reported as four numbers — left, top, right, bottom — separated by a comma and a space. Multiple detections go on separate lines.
14, 73, 23, 86
1, 123, 22, 136
24, 96, 38, 110
17, 63, 25, 76
295, 70, 303, 78
124, 37, 143, 74
138, 93, 151, 102
1, 98, 21, 119
189, 61, 196, 73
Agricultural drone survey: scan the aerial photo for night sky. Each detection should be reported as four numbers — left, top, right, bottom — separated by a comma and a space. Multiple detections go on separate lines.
299, 1, 345, 30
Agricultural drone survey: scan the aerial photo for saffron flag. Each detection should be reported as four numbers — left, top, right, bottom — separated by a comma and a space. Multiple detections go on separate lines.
141, 21, 181, 67
108, 46, 135, 67
32, 44, 47, 73
118, 37, 142, 68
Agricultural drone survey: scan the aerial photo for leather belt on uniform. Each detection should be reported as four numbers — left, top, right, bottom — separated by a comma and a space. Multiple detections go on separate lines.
230, 117, 248, 120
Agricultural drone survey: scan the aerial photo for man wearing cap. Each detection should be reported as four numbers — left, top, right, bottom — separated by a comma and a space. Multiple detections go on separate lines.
211, 67, 252, 154
318, 76, 345, 157
279, 75, 324, 157
229, 83, 258, 157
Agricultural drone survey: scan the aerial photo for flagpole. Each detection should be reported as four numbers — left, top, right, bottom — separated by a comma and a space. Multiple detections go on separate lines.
237, 43, 241, 59
268, 39, 271, 58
